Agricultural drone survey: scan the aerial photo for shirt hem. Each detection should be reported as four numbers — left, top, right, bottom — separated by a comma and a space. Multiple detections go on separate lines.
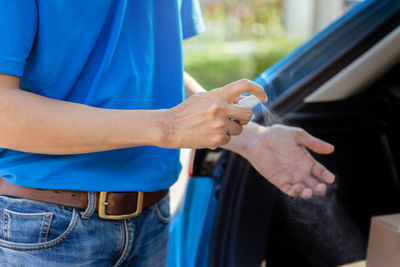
0, 57, 26, 78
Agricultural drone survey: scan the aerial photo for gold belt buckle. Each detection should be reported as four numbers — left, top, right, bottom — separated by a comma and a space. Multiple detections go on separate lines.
98, 191, 144, 220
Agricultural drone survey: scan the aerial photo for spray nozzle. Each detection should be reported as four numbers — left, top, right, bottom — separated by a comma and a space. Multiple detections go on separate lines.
237, 95, 262, 109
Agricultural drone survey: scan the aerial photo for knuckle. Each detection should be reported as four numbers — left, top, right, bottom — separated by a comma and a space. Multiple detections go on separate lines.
212, 134, 225, 146
209, 104, 223, 116
239, 79, 251, 86
237, 108, 252, 124
214, 125, 224, 132
212, 120, 225, 131
210, 139, 219, 148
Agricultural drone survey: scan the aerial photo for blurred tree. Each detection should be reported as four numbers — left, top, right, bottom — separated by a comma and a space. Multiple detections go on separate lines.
184, 0, 301, 90
200, 0, 283, 40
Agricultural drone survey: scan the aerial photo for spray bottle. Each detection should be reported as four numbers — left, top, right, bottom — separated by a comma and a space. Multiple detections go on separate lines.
236, 94, 277, 125
237, 95, 262, 109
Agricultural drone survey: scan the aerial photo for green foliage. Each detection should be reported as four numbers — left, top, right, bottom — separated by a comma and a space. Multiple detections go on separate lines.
184, 37, 301, 90
184, 0, 302, 90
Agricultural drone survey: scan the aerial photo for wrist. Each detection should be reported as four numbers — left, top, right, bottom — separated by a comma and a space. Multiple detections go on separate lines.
223, 123, 267, 158
155, 109, 180, 148
239, 123, 259, 158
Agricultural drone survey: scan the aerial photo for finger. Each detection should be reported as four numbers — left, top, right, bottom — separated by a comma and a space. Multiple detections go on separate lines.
237, 119, 250, 125
315, 183, 327, 196
304, 175, 319, 189
304, 176, 327, 196
226, 120, 243, 136
300, 188, 313, 199
210, 133, 231, 149
233, 95, 246, 104
311, 161, 335, 184
287, 183, 306, 197
296, 130, 335, 155
223, 79, 268, 103
281, 184, 297, 197
226, 105, 253, 124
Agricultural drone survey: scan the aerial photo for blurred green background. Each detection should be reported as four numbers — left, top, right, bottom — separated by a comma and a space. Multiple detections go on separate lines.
183, 0, 302, 90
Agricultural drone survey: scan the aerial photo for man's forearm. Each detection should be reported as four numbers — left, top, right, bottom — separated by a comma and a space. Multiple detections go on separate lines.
0, 72, 265, 154
0, 88, 169, 155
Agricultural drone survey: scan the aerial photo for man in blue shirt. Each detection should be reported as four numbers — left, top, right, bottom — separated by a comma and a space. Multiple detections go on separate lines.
0, 1, 335, 266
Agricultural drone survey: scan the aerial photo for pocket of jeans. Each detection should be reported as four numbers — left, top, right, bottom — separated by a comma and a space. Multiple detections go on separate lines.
154, 194, 171, 224
2, 209, 53, 243
0, 197, 79, 251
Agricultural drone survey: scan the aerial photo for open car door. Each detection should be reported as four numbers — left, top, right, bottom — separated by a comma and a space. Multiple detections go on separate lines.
207, 0, 400, 266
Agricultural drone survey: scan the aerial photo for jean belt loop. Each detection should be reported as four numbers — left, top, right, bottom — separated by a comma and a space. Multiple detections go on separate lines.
80, 191, 96, 219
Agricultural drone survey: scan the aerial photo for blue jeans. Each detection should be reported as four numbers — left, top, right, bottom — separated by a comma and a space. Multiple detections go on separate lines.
0, 192, 170, 267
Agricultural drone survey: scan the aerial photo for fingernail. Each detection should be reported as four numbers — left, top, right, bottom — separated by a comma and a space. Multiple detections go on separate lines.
323, 171, 335, 182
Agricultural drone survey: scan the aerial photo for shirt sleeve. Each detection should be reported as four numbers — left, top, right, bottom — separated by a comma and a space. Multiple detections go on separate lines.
180, 0, 206, 39
0, 1, 38, 77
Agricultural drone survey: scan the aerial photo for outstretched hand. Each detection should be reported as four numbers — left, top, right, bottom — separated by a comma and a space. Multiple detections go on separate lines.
241, 124, 335, 199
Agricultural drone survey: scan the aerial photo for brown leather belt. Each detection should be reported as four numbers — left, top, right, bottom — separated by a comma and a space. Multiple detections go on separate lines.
0, 178, 168, 220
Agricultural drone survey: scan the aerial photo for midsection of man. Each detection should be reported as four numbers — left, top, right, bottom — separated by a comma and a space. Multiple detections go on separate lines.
0, 1, 205, 266
0, 0, 202, 192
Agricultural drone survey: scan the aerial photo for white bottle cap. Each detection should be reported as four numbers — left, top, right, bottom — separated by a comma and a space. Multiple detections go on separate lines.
237, 95, 262, 108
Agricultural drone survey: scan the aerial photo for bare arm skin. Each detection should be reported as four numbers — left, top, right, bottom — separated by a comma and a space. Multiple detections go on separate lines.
0, 73, 265, 154
0, 74, 169, 154
184, 71, 204, 97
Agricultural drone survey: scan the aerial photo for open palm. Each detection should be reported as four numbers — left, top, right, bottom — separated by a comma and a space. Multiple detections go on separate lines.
244, 124, 335, 199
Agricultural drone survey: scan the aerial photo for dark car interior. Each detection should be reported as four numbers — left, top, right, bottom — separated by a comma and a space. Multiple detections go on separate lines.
266, 62, 400, 267
190, 1, 400, 266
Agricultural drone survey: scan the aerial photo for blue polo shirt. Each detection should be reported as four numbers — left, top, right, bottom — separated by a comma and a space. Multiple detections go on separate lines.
0, 0, 205, 191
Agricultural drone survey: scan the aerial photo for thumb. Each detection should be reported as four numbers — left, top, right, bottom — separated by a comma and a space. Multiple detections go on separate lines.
222, 79, 267, 103
297, 130, 335, 155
